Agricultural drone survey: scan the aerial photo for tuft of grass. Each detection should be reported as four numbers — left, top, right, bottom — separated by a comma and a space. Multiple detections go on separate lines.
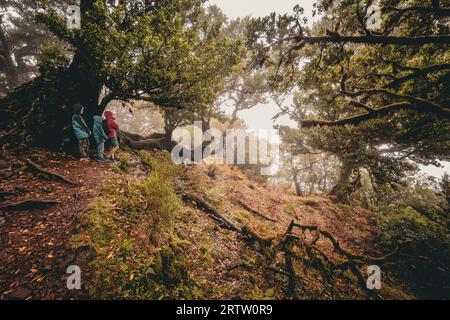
118, 157, 132, 172
338, 204, 353, 220
139, 150, 182, 179
72, 151, 205, 299
281, 202, 297, 218
245, 287, 276, 300
111, 156, 132, 173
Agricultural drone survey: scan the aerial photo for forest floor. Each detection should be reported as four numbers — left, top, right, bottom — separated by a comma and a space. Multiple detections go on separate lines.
0, 148, 414, 300
0, 150, 110, 299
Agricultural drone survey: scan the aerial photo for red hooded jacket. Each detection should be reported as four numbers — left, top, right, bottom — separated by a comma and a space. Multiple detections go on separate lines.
104, 111, 119, 139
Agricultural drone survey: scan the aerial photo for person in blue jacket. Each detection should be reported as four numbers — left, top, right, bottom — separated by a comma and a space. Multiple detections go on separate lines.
71, 104, 91, 161
92, 115, 109, 161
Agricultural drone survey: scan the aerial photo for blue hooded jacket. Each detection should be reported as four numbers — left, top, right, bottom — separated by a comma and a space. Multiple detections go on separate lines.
92, 115, 108, 145
72, 104, 90, 140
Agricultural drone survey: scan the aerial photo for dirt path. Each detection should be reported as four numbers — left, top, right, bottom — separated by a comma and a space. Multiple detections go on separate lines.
0, 150, 110, 299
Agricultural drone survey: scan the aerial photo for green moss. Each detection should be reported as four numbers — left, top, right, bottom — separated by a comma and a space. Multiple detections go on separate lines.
71, 152, 201, 299
245, 287, 276, 300
139, 150, 182, 179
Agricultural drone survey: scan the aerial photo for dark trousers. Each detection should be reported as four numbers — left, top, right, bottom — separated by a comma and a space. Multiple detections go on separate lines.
78, 138, 89, 158
96, 142, 105, 160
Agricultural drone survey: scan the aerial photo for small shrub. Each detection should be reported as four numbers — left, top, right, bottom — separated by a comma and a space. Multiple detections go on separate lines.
118, 157, 132, 172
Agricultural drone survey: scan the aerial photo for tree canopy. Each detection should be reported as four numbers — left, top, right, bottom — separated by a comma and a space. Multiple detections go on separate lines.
0, 0, 244, 148
248, 0, 450, 200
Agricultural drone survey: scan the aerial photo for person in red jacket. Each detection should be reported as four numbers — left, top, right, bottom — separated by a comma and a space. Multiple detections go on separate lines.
104, 111, 120, 161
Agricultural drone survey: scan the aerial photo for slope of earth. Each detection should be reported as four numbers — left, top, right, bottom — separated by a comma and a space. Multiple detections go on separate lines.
0, 149, 414, 300
68, 150, 414, 300
181, 164, 413, 299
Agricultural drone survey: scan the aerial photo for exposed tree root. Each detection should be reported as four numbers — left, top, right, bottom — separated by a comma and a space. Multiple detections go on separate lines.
287, 222, 404, 263
266, 266, 290, 277
120, 130, 213, 163
182, 191, 242, 232
119, 130, 174, 152
181, 190, 417, 299
0, 199, 61, 211
0, 190, 18, 201
227, 262, 290, 277
235, 199, 278, 222
226, 262, 253, 272
25, 159, 76, 185
241, 224, 274, 247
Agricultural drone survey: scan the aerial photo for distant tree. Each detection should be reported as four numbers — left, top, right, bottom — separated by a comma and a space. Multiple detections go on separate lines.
107, 101, 164, 136
215, 16, 270, 124
0, 0, 65, 94
220, 63, 269, 123
279, 125, 340, 196
155, 5, 247, 140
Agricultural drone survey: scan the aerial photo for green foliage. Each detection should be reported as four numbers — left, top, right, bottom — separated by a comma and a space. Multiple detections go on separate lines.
1, 1, 245, 149
375, 209, 450, 298
373, 176, 450, 298
43, 0, 244, 108
0, 0, 65, 93
38, 46, 70, 74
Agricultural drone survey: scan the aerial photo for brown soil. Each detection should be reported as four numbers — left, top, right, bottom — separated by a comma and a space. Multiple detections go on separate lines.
0, 150, 111, 299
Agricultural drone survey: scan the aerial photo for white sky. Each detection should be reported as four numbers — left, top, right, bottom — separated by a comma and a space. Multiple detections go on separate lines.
209, 0, 317, 20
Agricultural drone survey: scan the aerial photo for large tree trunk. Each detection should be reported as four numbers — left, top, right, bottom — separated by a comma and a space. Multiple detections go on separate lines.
0, 1, 104, 151
0, 57, 102, 150
0, 16, 21, 92
293, 173, 303, 196
330, 163, 360, 202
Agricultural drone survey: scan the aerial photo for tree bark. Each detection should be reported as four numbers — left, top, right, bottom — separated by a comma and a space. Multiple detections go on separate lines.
293, 173, 303, 196
330, 163, 360, 202
0, 17, 20, 91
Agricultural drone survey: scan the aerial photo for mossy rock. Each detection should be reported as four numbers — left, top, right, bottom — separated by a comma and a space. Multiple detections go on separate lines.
155, 245, 189, 287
